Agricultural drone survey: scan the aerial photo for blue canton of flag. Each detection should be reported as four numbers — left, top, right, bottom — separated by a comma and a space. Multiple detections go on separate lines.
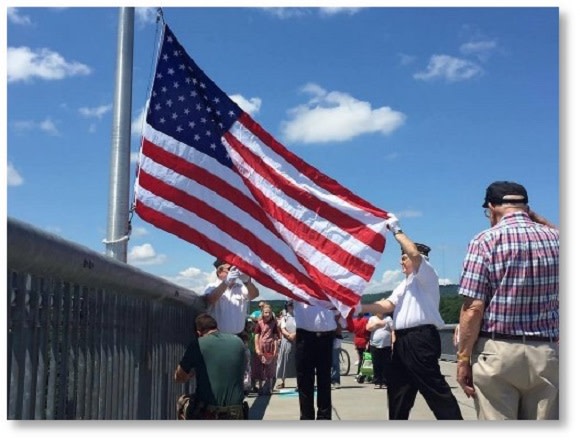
147, 26, 240, 168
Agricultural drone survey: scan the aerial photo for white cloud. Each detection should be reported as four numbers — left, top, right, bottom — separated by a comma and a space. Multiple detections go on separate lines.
7, 8, 32, 25
131, 106, 146, 137
12, 118, 59, 136
79, 104, 112, 119
135, 7, 159, 27
39, 118, 59, 136
7, 163, 24, 186
262, 8, 309, 19
414, 54, 482, 82
179, 267, 202, 278
164, 267, 215, 295
398, 53, 416, 66
281, 83, 405, 144
11, 120, 35, 132
7, 46, 91, 83
263, 7, 360, 19
129, 107, 145, 164
459, 40, 497, 62
230, 94, 262, 116
131, 226, 148, 237
320, 8, 360, 17
394, 209, 422, 219
364, 269, 404, 294
127, 243, 167, 266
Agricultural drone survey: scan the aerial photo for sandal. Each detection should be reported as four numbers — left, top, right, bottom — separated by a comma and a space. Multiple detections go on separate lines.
275, 383, 285, 389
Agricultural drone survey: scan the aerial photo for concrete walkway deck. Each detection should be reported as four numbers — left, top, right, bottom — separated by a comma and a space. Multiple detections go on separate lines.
246, 342, 476, 421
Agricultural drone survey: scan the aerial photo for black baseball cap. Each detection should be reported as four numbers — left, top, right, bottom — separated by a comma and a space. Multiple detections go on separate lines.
482, 181, 528, 208
213, 258, 226, 268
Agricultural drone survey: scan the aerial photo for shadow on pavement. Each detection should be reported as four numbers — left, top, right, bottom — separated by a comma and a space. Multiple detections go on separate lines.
248, 394, 271, 420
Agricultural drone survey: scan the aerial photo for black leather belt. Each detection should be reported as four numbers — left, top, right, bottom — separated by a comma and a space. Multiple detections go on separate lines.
297, 328, 335, 337
479, 331, 555, 343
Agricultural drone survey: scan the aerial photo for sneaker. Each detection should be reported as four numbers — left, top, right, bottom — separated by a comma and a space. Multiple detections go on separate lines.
334, 384, 341, 390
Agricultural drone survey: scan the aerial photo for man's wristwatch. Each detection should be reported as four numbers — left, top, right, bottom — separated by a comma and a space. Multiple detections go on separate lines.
456, 352, 471, 363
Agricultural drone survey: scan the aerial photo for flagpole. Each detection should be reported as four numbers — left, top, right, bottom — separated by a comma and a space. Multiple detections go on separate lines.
105, 7, 134, 262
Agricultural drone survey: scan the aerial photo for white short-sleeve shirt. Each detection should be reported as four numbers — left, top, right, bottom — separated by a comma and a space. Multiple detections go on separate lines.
204, 280, 249, 334
387, 256, 445, 330
293, 301, 337, 332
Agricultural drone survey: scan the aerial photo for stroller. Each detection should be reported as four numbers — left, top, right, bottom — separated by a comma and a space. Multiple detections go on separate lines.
356, 351, 374, 383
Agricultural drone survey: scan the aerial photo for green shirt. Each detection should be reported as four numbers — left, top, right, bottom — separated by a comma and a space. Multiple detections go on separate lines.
180, 332, 245, 406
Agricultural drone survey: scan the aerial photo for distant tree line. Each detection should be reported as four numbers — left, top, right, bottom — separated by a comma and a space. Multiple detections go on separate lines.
250, 285, 463, 324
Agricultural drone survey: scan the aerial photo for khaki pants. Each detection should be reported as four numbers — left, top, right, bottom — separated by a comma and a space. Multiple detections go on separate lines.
472, 337, 559, 420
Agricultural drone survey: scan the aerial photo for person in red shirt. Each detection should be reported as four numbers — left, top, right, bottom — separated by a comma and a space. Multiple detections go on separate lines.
351, 312, 370, 379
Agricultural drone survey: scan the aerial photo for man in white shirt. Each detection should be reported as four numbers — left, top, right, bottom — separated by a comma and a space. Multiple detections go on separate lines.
358, 215, 462, 420
204, 258, 259, 335
293, 300, 338, 420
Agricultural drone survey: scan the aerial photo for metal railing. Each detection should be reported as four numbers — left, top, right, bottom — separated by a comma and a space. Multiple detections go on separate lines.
7, 217, 206, 420
439, 324, 458, 361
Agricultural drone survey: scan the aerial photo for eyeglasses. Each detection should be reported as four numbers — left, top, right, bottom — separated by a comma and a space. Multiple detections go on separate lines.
484, 208, 491, 218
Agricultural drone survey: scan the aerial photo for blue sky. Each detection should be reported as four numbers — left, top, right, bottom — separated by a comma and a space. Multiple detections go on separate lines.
5, 5, 564, 302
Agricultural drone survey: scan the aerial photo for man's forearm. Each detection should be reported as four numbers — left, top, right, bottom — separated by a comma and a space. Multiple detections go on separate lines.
362, 300, 395, 316
245, 281, 259, 300
174, 365, 194, 383
205, 281, 227, 305
457, 297, 484, 358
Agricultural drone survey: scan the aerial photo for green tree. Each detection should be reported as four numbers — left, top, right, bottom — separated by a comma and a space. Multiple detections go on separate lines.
439, 295, 463, 324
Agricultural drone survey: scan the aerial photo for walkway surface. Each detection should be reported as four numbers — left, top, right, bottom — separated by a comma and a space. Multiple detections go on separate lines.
246, 342, 476, 421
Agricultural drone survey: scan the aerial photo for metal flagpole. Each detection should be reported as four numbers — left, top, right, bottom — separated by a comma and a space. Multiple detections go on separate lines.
105, 7, 134, 262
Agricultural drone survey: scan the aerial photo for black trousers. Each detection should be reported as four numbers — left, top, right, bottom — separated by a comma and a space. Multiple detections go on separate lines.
370, 345, 392, 386
295, 328, 334, 420
355, 346, 366, 376
388, 325, 463, 420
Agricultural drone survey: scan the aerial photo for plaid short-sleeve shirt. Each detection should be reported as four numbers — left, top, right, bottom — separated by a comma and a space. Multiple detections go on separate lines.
458, 212, 559, 338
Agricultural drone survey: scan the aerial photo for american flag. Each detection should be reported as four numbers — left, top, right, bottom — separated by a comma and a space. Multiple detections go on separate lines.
134, 24, 390, 314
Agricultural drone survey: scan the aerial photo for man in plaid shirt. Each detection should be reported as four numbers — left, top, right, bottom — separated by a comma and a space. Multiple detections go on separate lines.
456, 181, 559, 420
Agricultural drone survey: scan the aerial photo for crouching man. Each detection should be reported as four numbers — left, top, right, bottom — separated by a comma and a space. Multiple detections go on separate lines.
174, 313, 248, 419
